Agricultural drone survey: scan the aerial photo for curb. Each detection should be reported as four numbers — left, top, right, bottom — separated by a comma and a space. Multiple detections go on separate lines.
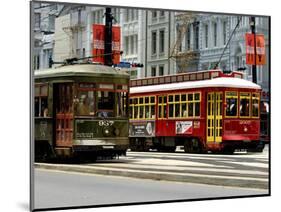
34, 163, 268, 190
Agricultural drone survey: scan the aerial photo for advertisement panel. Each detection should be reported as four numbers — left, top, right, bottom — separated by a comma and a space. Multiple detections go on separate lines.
92, 24, 121, 64
175, 121, 193, 134
129, 121, 155, 137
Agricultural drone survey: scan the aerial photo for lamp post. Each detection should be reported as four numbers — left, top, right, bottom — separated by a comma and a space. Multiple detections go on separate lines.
250, 16, 257, 83
104, 8, 113, 66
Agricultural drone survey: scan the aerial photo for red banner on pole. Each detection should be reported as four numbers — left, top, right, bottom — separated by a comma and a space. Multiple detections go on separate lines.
92, 24, 121, 65
245, 33, 266, 65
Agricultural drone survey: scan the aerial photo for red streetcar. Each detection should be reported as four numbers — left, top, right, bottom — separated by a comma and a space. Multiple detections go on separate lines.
128, 70, 264, 154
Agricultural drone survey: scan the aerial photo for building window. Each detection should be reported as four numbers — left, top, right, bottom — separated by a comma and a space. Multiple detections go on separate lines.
159, 29, 165, 53
194, 24, 199, 50
151, 66, 156, 76
125, 36, 129, 55
205, 24, 208, 48
125, 9, 129, 22
135, 35, 138, 54
213, 22, 217, 47
135, 10, 138, 21
151, 31, 157, 55
223, 21, 227, 45
152, 11, 157, 19
130, 9, 134, 21
35, 13, 40, 29
130, 36, 134, 55
112, 8, 120, 24
49, 15, 55, 31
185, 26, 190, 50
160, 11, 165, 17
159, 65, 164, 76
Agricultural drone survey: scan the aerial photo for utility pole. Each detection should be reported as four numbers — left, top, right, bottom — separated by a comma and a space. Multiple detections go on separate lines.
250, 16, 257, 83
104, 8, 113, 66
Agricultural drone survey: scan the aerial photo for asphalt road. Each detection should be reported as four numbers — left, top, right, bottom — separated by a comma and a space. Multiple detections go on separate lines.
33, 168, 268, 210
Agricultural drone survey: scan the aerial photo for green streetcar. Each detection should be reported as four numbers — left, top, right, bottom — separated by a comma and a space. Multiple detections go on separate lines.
34, 64, 129, 161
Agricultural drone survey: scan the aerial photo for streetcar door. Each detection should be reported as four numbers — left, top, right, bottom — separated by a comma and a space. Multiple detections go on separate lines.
206, 92, 223, 143
54, 83, 74, 147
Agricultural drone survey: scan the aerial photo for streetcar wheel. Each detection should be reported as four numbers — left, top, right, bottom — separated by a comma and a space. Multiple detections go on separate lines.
184, 139, 202, 153
222, 146, 235, 154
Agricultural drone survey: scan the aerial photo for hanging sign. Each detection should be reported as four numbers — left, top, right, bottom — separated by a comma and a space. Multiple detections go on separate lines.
92, 24, 121, 64
245, 33, 266, 65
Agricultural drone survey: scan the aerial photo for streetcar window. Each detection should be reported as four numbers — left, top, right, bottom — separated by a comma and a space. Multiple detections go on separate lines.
240, 92, 251, 117
134, 104, 138, 119
34, 84, 49, 117
175, 95, 180, 102
130, 96, 156, 120
167, 92, 200, 118
145, 105, 150, 118
145, 97, 149, 104
225, 91, 238, 117
195, 102, 200, 116
77, 91, 94, 116
150, 96, 155, 103
195, 93, 200, 101
188, 102, 194, 116
169, 95, 173, 102
169, 104, 174, 117
35, 97, 39, 117
193, 92, 201, 117
129, 106, 133, 119
158, 95, 167, 119
117, 92, 128, 117
252, 93, 260, 118
97, 91, 114, 117
139, 97, 144, 104
181, 103, 187, 117
181, 94, 186, 102
139, 106, 144, 119
151, 105, 155, 118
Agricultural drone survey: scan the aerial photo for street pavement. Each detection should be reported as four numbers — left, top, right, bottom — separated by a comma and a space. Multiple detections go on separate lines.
34, 168, 268, 210
34, 145, 269, 190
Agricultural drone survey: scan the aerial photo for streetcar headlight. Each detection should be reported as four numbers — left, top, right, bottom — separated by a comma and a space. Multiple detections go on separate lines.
103, 128, 111, 136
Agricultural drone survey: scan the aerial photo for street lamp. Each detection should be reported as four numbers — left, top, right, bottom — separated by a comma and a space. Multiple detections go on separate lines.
249, 16, 257, 83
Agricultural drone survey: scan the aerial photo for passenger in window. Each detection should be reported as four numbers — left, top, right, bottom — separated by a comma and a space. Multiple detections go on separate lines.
78, 96, 90, 115
226, 98, 237, 116
98, 111, 108, 118
240, 99, 249, 116
43, 108, 49, 117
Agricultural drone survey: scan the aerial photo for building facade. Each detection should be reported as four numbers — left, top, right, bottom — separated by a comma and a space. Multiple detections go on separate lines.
51, 6, 269, 95
33, 2, 63, 70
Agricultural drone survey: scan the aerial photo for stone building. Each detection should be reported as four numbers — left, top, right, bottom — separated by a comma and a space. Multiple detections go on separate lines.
32, 2, 63, 70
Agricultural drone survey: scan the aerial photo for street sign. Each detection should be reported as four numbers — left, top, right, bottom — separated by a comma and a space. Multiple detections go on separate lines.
245, 33, 266, 65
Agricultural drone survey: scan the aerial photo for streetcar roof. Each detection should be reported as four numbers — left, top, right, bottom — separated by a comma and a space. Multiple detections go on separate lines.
34, 64, 129, 79
130, 77, 261, 94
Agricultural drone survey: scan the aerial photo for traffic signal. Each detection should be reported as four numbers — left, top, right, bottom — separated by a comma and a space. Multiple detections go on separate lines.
131, 63, 144, 68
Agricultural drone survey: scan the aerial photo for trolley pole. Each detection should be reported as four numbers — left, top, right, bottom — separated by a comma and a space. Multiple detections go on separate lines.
250, 16, 257, 83
104, 8, 113, 66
